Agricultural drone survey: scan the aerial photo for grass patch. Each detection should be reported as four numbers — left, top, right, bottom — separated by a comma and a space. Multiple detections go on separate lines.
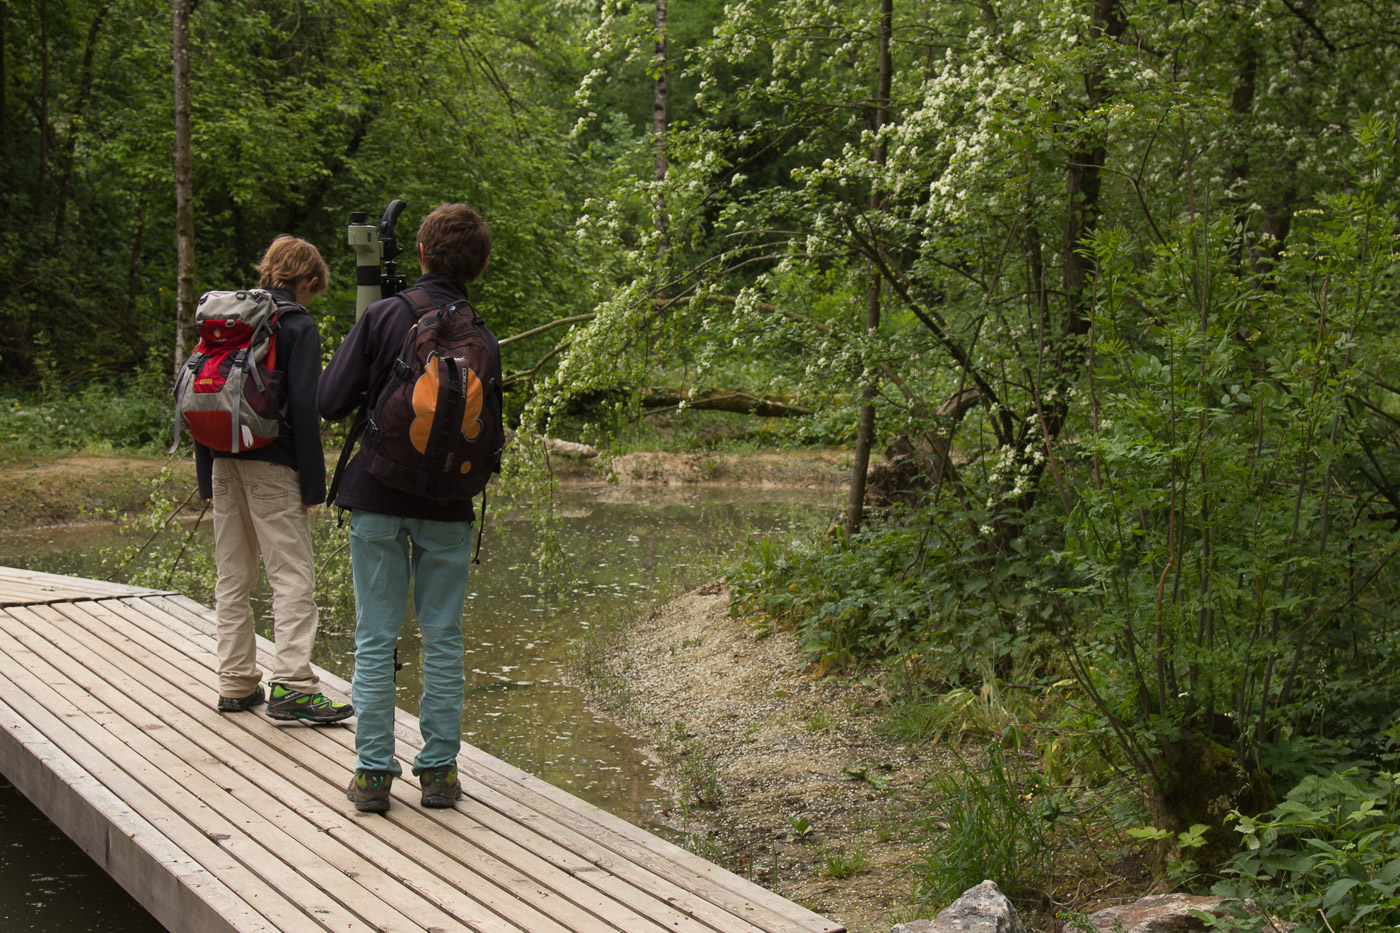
654, 720, 723, 814
822, 844, 872, 879
914, 745, 1056, 911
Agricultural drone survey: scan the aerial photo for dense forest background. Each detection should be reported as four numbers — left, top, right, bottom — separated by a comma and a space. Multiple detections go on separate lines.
5, 0, 1400, 928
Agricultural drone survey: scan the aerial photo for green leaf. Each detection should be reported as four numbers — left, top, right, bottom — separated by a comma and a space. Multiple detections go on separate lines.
1322, 877, 1360, 909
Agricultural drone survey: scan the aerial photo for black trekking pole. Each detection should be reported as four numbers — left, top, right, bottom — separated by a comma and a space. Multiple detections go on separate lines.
347, 198, 407, 320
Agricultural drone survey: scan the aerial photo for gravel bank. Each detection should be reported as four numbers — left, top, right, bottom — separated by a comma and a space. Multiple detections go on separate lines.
581, 586, 952, 933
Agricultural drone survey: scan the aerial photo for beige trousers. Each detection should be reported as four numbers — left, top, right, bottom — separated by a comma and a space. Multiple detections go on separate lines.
211, 458, 320, 697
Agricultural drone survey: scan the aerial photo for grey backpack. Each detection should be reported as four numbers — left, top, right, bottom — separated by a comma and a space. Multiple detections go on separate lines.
173, 289, 289, 451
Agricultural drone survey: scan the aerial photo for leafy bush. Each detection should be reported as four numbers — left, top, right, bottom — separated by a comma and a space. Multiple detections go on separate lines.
1213, 765, 1400, 931
733, 125, 1400, 878
729, 522, 1041, 683
1, 369, 173, 460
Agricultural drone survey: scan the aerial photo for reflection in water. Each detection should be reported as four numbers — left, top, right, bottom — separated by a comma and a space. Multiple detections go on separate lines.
0, 777, 166, 933
0, 484, 839, 932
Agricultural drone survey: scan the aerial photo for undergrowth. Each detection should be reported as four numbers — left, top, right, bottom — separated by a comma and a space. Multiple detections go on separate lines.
1, 369, 172, 462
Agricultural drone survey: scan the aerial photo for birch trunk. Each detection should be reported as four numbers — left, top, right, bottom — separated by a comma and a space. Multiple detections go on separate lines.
172, 0, 196, 373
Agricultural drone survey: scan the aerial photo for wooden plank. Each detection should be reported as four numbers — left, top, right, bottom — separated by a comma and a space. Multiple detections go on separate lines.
127, 594, 844, 933
0, 695, 268, 933
78, 596, 688, 930
0, 564, 168, 606
115, 598, 762, 932
0, 612, 370, 933
63, 596, 646, 930
47, 597, 592, 933
0, 572, 848, 933
0, 635, 311, 932
9, 602, 458, 933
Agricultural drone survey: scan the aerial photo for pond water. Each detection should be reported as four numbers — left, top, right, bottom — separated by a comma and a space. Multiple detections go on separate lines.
0, 484, 839, 932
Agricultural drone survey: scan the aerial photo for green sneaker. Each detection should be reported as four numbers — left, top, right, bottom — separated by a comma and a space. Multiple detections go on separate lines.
266, 683, 354, 723
346, 771, 393, 812
418, 768, 463, 808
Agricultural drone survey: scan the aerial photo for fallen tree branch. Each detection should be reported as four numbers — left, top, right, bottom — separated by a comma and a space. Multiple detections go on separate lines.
502, 340, 572, 390
499, 314, 596, 347
642, 386, 812, 417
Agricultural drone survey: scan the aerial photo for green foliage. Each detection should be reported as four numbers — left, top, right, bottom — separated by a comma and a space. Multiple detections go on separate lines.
653, 721, 723, 815
1127, 823, 1211, 888
885, 678, 1037, 751
729, 519, 1041, 683
3, 0, 600, 385
1213, 766, 1400, 931
100, 467, 356, 633
1051, 128, 1400, 800
731, 111, 1400, 868
1, 369, 174, 461
100, 462, 218, 601
822, 844, 871, 880
915, 746, 1057, 909
787, 815, 815, 840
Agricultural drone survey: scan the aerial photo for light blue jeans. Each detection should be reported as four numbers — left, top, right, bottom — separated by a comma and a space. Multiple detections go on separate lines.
349, 509, 472, 776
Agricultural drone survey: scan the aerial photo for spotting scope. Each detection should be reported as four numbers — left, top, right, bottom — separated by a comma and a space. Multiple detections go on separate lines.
348, 198, 407, 319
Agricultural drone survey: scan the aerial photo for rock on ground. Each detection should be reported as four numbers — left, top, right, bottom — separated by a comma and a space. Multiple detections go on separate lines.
892, 880, 1026, 933
1085, 894, 1283, 933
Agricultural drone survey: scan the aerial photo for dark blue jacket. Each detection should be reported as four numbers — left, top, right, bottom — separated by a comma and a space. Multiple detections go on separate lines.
317, 274, 500, 522
195, 288, 326, 506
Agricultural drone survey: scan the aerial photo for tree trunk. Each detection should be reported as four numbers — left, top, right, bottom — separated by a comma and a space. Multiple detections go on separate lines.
652, 0, 669, 259
1, 4, 9, 170
642, 387, 812, 417
844, 0, 893, 537
51, 2, 114, 255
37, 0, 50, 231
172, 0, 196, 373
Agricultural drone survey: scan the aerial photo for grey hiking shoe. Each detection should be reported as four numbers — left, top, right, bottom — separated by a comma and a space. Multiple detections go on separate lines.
346, 771, 393, 812
266, 683, 354, 723
216, 684, 265, 713
418, 768, 463, 808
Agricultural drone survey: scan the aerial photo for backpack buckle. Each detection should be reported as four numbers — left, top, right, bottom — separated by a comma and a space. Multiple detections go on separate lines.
365, 418, 384, 446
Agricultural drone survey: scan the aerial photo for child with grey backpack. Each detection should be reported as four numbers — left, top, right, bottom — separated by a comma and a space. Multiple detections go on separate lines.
189, 235, 353, 723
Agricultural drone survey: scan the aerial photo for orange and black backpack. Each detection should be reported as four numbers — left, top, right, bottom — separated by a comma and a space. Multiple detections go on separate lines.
337, 286, 504, 501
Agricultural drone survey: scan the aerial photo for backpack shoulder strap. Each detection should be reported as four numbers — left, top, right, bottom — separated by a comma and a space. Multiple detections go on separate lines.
400, 286, 437, 317
444, 296, 482, 324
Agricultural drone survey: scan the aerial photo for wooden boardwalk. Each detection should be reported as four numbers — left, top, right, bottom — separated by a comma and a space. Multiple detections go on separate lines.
0, 566, 845, 933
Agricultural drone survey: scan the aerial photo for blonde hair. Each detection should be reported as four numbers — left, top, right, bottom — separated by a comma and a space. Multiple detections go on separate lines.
256, 235, 329, 295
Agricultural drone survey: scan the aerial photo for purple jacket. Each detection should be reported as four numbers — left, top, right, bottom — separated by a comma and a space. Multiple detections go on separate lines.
317, 274, 501, 522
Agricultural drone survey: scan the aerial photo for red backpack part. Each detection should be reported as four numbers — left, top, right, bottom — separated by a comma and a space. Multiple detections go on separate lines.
360, 287, 504, 499
173, 289, 287, 452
